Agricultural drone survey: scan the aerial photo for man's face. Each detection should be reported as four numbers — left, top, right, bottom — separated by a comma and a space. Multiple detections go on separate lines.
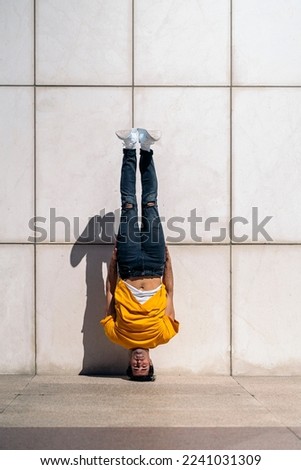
129, 348, 151, 377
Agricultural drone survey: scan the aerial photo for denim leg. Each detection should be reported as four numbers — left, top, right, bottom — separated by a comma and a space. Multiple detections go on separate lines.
120, 148, 137, 207
140, 149, 166, 273
139, 149, 158, 205
117, 149, 141, 276
141, 205, 166, 271
117, 206, 141, 275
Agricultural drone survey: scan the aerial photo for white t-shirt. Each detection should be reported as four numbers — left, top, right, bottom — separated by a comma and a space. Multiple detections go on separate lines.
124, 281, 162, 304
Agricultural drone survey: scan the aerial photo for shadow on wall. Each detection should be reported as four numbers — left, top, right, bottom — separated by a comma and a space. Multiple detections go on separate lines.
70, 212, 128, 375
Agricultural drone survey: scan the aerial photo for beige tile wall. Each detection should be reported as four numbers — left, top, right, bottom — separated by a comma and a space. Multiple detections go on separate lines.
0, 0, 34, 84
1, 0, 301, 375
0, 245, 35, 373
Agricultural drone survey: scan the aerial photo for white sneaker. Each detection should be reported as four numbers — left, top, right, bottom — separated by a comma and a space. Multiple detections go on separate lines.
138, 128, 161, 151
115, 128, 139, 149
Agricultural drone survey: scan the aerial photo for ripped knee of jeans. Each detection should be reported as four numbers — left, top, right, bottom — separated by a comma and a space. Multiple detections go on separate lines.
145, 201, 156, 207
122, 202, 134, 209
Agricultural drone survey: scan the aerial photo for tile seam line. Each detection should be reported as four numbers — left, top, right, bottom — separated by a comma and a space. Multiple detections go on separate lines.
230, 0, 233, 376
3, 242, 301, 246
132, 0, 134, 127
33, 0, 37, 375
2, 85, 301, 88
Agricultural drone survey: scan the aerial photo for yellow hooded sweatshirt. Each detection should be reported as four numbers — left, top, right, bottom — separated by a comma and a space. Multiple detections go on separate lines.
100, 279, 179, 349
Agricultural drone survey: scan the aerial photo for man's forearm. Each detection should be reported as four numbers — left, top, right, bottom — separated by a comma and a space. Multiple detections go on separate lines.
105, 248, 118, 316
163, 261, 174, 294
107, 257, 118, 294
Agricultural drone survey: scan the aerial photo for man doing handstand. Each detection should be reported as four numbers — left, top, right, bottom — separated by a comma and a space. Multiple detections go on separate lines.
100, 128, 179, 381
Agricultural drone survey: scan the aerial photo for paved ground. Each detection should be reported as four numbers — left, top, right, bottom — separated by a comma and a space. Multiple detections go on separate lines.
0, 375, 301, 449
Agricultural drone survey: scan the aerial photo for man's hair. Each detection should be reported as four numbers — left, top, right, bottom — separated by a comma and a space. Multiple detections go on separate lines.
126, 364, 156, 382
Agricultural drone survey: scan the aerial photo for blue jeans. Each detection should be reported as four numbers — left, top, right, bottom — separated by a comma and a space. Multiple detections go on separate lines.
116, 148, 166, 279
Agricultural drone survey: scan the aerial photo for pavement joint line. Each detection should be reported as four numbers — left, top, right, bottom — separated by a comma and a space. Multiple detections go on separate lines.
1, 394, 21, 415
0, 376, 35, 415
287, 427, 301, 441
232, 377, 296, 429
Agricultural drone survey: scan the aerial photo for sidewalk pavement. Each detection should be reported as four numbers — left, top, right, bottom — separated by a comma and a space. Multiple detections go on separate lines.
0, 375, 301, 450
